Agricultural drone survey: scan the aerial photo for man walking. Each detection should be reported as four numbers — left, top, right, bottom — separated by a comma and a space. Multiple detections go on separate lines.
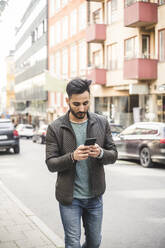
46, 78, 117, 248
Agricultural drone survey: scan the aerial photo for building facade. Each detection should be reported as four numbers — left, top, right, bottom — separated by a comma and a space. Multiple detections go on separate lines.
48, 0, 88, 121
5, 50, 15, 118
48, 0, 165, 127
14, 0, 48, 126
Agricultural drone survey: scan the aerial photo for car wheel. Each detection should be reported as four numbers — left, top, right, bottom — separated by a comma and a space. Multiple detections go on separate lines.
140, 147, 152, 168
14, 145, 20, 154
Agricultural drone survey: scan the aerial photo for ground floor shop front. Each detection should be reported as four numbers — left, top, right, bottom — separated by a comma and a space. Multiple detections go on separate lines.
92, 91, 165, 128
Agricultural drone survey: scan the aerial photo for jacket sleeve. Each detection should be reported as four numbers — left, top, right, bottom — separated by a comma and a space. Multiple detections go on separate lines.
45, 125, 75, 173
99, 120, 118, 165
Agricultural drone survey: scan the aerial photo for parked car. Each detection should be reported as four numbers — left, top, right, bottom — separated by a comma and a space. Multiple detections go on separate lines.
16, 124, 34, 138
0, 119, 20, 153
32, 124, 48, 144
110, 123, 124, 137
114, 122, 165, 168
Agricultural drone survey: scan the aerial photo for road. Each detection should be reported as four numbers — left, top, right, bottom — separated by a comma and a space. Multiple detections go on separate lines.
0, 139, 165, 248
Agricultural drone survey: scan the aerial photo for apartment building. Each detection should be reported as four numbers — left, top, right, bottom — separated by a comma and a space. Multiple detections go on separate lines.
14, 0, 48, 126
48, 0, 165, 126
5, 50, 15, 117
48, 0, 88, 121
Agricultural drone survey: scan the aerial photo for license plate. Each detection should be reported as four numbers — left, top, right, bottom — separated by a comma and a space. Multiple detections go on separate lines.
0, 135, 7, 140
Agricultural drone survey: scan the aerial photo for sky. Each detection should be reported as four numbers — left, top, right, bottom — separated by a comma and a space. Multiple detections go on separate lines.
0, 0, 31, 88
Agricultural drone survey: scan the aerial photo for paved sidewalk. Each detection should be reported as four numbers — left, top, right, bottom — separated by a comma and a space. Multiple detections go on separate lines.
0, 180, 64, 248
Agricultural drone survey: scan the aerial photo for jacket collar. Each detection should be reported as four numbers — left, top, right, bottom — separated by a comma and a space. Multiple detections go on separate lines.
61, 111, 96, 128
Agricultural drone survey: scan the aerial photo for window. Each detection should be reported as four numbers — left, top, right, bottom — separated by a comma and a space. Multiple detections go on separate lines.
70, 44, 77, 77
55, 52, 61, 77
79, 41, 87, 75
31, 30, 36, 44
92, 9, 102, 24
49, 25, 55, 47
49, 0, 55, 17
107, 0, 118, 24
121, 126, 137, 135
93, 50, 102, 68
62, 48, 68, 79
62, 16, 68, 41
125, 36, 138, 59
43, 19, 47, 33
78, 3, 86, 31
49, 55, 55, 72
55, 0, 61, 12
159, 0, 165, 5
62, 0, 68, 7
125, 0, 136, 7
70, 9, 77, 37
38, 22, 43, 39
157, 95, 165, 122
56, 92, 61, 107
107, 43, 118, 70
55, 21, 61, 44
159, 29, 165, 61
50, 92, 55, 107
142, 35, 150, 58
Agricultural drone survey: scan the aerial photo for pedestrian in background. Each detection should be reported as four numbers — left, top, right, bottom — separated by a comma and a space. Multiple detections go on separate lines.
45, 78, 117, 248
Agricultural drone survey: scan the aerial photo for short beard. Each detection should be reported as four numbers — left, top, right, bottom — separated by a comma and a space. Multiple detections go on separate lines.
69, 106, 87, 120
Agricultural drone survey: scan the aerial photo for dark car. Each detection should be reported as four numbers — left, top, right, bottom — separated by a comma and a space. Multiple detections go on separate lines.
114, 122, 165, 168
32, 124, 48, 144
0, 119, 20, 153
110, 123, 124, 137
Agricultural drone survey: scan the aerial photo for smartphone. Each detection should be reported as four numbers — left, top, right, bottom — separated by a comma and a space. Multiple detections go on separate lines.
84, 138, 96, 146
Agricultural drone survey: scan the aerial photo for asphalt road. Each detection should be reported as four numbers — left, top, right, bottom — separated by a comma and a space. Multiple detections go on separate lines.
0, 139, 165, 248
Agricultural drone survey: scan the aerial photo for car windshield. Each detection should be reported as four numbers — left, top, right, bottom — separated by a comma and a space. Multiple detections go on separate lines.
110, 125, 123, 133
0, 121, 13, 129
25, 126, 33, 129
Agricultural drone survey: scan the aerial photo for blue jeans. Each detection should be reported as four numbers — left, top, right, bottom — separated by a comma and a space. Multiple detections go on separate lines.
59, 196, 103, 248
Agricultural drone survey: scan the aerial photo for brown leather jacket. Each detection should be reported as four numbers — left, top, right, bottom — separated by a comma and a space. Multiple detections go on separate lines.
45, 111, 117, 205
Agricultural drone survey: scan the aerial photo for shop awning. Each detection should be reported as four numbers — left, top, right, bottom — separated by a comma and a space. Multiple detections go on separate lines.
44, 70, 68, 92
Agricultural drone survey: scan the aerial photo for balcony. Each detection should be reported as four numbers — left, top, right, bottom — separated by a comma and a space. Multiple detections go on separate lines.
124, 58, 158, 80
124, 1, 158, 27
86, 24, 106, 43
87, 67, 106, 85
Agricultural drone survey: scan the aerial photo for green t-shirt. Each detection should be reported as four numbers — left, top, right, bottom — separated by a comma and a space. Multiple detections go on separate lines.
71, 120, 93, 199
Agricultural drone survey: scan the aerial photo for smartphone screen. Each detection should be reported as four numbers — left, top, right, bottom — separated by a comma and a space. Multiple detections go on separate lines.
84, 138, 96, 146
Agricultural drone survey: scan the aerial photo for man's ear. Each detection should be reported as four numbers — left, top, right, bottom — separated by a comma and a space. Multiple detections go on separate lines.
65, 97, 69, 105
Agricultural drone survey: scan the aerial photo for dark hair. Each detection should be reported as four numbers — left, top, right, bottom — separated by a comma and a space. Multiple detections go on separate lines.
66, 78, 92, 97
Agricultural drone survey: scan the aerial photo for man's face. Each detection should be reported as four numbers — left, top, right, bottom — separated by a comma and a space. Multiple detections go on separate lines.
66, 91, 90, 120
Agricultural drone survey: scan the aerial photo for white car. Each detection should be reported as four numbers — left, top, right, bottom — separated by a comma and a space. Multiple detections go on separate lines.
16, 124, 34, 139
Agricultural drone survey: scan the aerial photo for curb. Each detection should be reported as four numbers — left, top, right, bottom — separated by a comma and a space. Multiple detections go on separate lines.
0, 180, 65, 248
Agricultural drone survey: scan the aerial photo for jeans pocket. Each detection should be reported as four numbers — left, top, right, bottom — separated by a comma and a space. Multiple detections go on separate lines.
97, 195, 103, 204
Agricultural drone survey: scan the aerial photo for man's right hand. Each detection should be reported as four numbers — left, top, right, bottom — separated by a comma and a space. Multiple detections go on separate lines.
73, 145, 90, 161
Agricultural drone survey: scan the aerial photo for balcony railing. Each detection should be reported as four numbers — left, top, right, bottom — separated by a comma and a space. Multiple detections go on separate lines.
124, 56, 158, 80
86, 66, 106, 85
86, 24, 106, 43
125, 0, 158, 8
124, 0, 158, 27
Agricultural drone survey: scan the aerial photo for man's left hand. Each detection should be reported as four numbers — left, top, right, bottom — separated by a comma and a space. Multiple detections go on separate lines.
88, 144, 101, 158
